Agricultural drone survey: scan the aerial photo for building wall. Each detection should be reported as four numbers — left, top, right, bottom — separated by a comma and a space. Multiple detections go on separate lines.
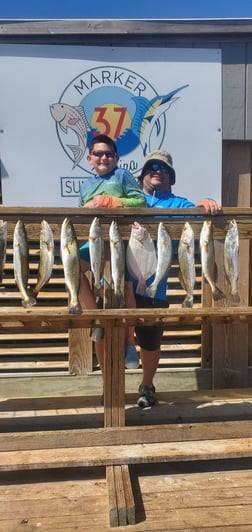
1, 19, 252, 204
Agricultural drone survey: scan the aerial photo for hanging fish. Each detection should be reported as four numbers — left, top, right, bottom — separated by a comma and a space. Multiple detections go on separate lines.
126, 221, 157, 295
61, 218, 81, 314
178, 222, 196, 308
13, 220, 36, 308
30, 220, 54, 299
224, 219, 240, 303
109, 220, 125, 308
89, 217, 104, 295
200, 220, 225, 301
145, 222, 173, 298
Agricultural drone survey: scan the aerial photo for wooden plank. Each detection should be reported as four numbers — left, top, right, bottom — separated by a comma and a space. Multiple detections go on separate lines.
121, 464, 135, 525
213, 322, 248, 388
0, 306, 252, 329
1, 420, 252, 452
106, 466, 119, 527
106, 465, 127, 526
1, 438, 252, 471
68, 327, 92, 374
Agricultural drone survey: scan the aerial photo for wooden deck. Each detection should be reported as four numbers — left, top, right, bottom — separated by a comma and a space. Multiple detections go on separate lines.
0, 207, 252, 529
1, 390, 252, 531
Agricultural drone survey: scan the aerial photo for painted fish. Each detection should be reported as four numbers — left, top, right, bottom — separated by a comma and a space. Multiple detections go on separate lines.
145, 222, 173, 298
60, 218, 81, 314
178, 222, 196, 308
200, 220, 225, 301
224, 219, 240, 303
109, 220, 125, 308
13, 220, 36, 308
126, 221, 157, 295
0, 220, 7, 284
89, 217, 104, 294
30, 220, 54, 299
50, 103, 89, 168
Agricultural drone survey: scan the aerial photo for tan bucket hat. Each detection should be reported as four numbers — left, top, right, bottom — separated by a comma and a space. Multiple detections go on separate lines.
139, 150, 176, 185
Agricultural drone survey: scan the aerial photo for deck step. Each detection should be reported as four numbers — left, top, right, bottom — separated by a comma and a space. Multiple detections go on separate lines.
0, 437, 252, 471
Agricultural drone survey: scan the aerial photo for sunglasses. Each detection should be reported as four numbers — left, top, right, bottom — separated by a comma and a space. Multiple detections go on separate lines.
91, 150, 116, 158
145, 163, 170, 173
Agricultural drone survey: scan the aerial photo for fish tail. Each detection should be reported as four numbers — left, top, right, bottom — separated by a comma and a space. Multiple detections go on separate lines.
68, 301, 82, 314
136, 278, 147, 296
93, 285, 103, 298
212, 286, 226, 301
182, 295, 194, 308
145, 284, 157, 298
231, 291, 240, 304
114, 290, 125, 309
22, 296, 37, 308
28, 287, 38, 299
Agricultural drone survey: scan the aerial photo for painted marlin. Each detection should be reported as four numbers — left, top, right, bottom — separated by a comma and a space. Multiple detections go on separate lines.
131, 84, 189, 155
50, 103, 90, 168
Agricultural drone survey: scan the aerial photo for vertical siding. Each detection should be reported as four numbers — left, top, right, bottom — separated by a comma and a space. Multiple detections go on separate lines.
222, 44, 246, 140
246, 44, 252, 139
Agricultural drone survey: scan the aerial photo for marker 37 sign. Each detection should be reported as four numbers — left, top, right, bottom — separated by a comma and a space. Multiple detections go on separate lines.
50, 65, 188, 176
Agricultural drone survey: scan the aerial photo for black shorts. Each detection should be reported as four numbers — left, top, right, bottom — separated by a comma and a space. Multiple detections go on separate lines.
135, 295, 168, 351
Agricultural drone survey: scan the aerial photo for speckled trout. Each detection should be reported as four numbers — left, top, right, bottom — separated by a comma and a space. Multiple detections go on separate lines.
89, 217, 104, 294
109, 220, 125, 308
200, 220, 225, 301
30, 220, 54, 299
13, 220, 36, 308
61, 217, 81, 314
224, 219, 240, 303
178, 222, 196, 308
145, 222, 173, 298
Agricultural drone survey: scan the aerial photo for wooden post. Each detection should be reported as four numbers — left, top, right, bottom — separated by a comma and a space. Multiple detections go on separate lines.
212, 142, 251, 387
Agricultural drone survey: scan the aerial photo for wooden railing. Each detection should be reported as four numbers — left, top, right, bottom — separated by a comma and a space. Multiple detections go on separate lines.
0, 205, 251, 392
1, 206, 252, 527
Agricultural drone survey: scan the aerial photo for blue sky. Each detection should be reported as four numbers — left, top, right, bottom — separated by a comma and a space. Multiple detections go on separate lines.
1, 0, 252, 20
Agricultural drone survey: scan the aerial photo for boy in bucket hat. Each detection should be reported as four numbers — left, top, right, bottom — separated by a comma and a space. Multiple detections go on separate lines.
134, 149, 221, 408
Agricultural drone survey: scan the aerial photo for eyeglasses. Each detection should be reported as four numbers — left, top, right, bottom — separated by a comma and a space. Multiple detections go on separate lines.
91, 150, 116, 158
145, 163, 170, 173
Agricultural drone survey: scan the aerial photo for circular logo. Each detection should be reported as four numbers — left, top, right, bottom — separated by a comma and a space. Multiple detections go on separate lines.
50, 65, 166, 176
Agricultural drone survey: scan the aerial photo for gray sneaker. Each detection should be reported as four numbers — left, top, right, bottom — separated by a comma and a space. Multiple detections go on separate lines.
137, 385, 156, 408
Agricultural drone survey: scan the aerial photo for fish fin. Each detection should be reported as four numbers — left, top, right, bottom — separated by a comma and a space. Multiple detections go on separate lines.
75, 106, 90, 129
212, 286, 226, 301
67, 144, 84, 168
182, 295, 193, 308
59, 123, 67, 133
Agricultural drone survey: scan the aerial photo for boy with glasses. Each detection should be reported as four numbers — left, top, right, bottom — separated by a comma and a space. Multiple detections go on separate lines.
135, 150, 221, 408
79, 135, 146, 379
